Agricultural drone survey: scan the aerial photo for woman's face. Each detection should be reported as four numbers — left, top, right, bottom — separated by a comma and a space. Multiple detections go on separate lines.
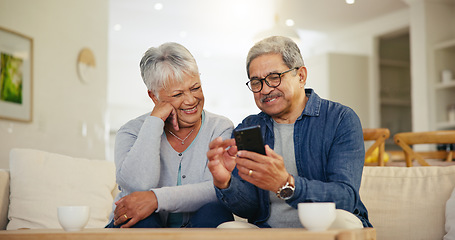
155, 73, 204, 128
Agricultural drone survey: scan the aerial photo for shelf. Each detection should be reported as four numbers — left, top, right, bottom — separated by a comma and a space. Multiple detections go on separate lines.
434, 38, 455, 51
380, 98, 411, 107
435, 81, 455, 90
436, 121, 455, 130
380, 59, 410, 68
433, 38, 455, 131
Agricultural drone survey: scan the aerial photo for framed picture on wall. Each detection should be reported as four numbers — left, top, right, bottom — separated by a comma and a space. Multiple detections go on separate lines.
0, 26, 33, 122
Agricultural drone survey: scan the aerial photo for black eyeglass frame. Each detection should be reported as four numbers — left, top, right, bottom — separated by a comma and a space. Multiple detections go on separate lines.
245, 67, 299, 93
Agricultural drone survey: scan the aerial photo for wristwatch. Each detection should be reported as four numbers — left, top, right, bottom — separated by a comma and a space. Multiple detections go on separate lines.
276, 175, 295, 200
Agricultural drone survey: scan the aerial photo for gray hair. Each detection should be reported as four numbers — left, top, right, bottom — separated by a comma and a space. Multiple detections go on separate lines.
140, 42, 199, 96
246, 36, 305, 78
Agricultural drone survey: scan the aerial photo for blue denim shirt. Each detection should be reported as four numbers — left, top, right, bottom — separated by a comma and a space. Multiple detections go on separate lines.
216, 89, 372, 228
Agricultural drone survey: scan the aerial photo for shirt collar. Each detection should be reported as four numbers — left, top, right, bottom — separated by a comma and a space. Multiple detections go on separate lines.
298, 88, 321, 119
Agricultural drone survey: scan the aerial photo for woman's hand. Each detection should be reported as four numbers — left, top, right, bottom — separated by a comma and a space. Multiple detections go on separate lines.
113, 191, 158, 228
207, 137, 237, 189
150, 101, 179, 131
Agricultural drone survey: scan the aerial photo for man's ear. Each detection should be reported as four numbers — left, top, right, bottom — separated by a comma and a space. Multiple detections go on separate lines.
298, 66, 308, 87
148, 90, 159, 103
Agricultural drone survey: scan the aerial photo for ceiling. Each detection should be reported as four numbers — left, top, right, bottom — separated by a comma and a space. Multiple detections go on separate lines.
109, 0, 409, 34
277, 0, 408, 32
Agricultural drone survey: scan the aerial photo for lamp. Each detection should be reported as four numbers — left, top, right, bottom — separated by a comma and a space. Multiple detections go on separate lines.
253, 14, 300, 43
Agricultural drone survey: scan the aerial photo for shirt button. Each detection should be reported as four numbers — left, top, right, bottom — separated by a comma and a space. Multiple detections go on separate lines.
182, 175, 186, 178
178, 153, 182, 156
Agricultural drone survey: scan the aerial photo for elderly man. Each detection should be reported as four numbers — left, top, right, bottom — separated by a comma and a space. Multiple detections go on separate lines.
207, 36, 372, 228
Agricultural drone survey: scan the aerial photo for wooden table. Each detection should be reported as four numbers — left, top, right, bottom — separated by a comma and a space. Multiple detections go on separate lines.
0, 228, 376, 240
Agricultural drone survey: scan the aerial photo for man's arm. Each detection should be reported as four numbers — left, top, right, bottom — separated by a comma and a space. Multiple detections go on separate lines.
288, 108, 365, 211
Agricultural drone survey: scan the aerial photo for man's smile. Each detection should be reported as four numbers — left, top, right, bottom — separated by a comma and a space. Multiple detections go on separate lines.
261, 93, 283, 103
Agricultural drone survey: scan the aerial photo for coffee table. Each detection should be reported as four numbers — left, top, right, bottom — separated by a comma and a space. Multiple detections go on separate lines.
0, 227, 376, 240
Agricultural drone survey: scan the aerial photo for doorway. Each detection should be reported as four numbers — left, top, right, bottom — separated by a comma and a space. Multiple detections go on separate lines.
378, 30, 412, 150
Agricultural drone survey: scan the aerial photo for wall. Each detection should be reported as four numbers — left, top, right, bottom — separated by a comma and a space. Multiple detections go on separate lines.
305, 53, 369, 127
306, 9, 410, 128
0, 0, 109, 168
329, 53, 370, 126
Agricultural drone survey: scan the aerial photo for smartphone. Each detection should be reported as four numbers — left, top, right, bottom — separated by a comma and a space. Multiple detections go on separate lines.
234, 125, 266, 155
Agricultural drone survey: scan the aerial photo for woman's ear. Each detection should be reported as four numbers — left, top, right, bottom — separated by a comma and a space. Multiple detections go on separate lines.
148, 90, 159, 103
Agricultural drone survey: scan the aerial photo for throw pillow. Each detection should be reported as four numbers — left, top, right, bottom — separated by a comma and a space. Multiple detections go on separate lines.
7, 148, 116, 229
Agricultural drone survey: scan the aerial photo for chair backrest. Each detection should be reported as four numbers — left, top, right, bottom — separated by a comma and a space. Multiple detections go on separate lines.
393, 130, 455, 167
363, 128, 390, 166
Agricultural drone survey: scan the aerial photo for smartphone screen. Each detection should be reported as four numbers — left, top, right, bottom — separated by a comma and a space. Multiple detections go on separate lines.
234, 125, 266, 155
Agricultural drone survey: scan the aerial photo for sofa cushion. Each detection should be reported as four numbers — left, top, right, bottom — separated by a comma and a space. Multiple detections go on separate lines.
0, 169, 9, 230
360, 166, 455, 240
445, 187, 455, 240
7, 148, 116, 230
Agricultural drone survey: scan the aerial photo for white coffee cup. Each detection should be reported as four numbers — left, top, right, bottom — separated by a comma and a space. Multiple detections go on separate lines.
57, 206, 90, 231
298, 202, 336, 231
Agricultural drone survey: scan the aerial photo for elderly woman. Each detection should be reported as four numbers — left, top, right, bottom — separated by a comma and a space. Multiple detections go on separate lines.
106, 42, 234, 228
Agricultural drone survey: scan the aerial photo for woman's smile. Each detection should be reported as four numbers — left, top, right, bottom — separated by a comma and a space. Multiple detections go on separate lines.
181, 105, 198, 114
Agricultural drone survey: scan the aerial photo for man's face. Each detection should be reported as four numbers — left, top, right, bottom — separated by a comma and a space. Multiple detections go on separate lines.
248, 53, 306, 120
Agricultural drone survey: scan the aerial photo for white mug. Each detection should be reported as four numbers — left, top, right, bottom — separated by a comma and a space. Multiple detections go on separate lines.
298, 202, 336, 231
57, 206, 90, 231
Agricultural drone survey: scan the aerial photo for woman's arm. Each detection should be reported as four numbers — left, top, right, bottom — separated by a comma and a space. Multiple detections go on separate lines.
115, 116, 163, 192
152, 181, 216, 212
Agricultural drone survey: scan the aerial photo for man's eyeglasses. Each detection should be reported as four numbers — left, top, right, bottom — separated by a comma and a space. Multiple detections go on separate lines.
246, 67, 299, 93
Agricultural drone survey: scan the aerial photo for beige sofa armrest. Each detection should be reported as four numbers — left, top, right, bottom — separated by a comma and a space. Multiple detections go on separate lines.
0, 169, 10, 230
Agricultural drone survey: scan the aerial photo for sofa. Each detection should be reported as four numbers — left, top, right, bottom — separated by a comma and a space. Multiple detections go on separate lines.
359, 164, 455, 240
0, 148, 118, 230
1, 148, 455, 240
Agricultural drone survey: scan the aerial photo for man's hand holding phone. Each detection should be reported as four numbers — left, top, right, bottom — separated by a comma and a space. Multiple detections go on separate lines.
207, 125, 264, 189
208, 125, 289, 192
233, 125, 289, 192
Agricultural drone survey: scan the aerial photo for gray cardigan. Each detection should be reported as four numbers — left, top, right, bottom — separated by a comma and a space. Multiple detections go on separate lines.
110, 110, 233, 219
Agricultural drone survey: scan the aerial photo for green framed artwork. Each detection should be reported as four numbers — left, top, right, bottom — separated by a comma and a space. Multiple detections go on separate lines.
0, 26, 33, 122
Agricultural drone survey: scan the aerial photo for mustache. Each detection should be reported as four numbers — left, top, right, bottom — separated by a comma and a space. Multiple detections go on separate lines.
260, 93, 283, 102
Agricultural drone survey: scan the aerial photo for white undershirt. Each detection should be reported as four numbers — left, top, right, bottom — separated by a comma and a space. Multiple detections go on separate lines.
267, 120, 301, 228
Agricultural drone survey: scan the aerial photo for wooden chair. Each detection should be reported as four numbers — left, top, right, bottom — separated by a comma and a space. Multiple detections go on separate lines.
393, 130, 455, 167
363, 128, 390, 166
